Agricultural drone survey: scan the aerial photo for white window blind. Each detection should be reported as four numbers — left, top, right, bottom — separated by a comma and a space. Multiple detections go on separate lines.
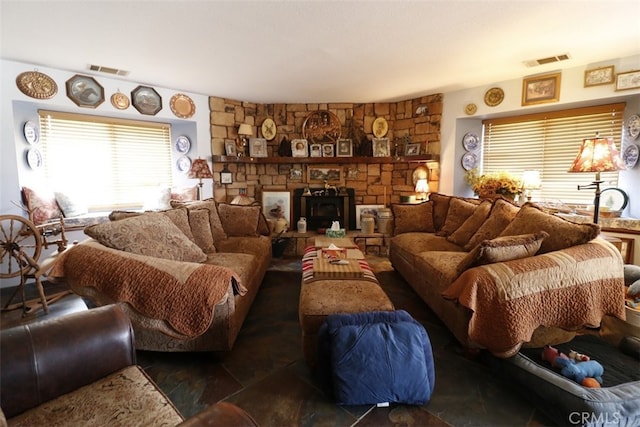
39, 110, 172, 210
482, 103, 625, 204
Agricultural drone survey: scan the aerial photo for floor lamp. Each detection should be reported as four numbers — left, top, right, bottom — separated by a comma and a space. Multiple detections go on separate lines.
188, 158, 213, 200
568, 134, 626, 223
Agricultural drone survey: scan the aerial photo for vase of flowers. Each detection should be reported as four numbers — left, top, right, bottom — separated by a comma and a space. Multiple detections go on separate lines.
464, 169, 523, 201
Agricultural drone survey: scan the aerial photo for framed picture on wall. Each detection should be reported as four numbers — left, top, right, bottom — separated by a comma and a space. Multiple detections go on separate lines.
584, 65, 615, 87
615, 69, 640, 91
65, 74, 105, 108
261, 191, 291, 226
307, 165, 343, 185
355, 204, 385, 229
131, 85, 163, 115
522, 72, 561, 106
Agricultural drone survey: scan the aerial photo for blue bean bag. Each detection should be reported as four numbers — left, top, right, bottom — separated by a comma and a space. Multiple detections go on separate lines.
317, 310, 434, 406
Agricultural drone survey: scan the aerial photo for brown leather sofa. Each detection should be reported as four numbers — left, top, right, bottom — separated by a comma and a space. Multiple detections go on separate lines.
0, 305, 258, 426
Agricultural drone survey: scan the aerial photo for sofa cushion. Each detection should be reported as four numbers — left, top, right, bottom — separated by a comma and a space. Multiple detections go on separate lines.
446, 200, 492, 246
188, 208, 216, 253
464, 198, 520, 251
437, 197, 478, 237
85, 212, 207, 263
499, 203, 600, 254
428, 193, 451, 231
109, 210, 141, 221
172, 199, 228, 242
161, 207, 196, 242
458, 231, 549, 273
217, 204, 261, 237
391, 202, 435, 234
417, 251, 469, 286
22, 186, 63, 225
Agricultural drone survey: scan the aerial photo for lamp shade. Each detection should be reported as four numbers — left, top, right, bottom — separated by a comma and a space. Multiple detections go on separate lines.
522, 170, 541, 190
568, 136, 626, 174
238, 123, 253, 136
188, 158, 213, 180
415, 178, 429, 194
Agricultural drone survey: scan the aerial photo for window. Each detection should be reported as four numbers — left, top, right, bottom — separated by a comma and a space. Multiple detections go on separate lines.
481, 103, 625, 204
39, 110, 172, 210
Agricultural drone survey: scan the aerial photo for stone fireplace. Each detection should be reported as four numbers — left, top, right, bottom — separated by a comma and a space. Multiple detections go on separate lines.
293, 188, 356, 231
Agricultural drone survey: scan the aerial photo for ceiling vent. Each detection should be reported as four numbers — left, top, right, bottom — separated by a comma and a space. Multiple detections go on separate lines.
523, 53, 571, 67
88, 64, 129, 76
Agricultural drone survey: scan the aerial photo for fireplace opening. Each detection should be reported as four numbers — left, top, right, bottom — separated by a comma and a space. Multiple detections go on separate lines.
293, 188, 355, 231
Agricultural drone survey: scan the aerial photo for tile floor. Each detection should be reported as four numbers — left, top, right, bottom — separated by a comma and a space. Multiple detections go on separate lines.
1, 256, 556, 426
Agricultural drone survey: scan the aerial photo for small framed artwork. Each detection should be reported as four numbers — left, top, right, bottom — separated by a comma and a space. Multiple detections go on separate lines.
522, 72, 561, 106
308, 165, 344, 185
262, 191, 291, 226
65, 74, 105, 108
225, 141, 237, 156
291, 139, 308, 157
336, 138, 353, 157
355, 204, 385, 229
309, 143, 322, 157
322, 143, 335, 157
249, 138, 268, 157
584, 65, 615, 87
373, 138, 391, 157
615, 69, 640, 91
131, 85, 162, 115
290, 167, 303, 180
405, 143, 421, 156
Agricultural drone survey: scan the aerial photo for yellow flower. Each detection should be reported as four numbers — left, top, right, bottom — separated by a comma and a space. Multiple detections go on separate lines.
465, 169, 523, 198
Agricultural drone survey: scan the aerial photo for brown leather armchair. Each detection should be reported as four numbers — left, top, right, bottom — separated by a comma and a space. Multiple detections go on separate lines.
0, 305, 258, 426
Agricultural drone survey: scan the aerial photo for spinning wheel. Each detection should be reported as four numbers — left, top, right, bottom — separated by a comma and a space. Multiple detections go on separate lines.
0, 215, 42, 279
0, 214, 67, 315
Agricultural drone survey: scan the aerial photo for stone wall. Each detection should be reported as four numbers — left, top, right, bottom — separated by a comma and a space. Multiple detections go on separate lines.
208, 95, 442, 207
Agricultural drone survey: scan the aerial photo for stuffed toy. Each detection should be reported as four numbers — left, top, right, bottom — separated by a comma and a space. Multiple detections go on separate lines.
568, 349, 590, 362
555, 358, 604, 387
542, 345, 569, 368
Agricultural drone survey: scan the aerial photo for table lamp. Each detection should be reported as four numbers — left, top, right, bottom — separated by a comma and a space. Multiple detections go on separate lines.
237, 124, 253, 156
568, 134, 625, 223
521, 170, 541, 202
415, 178, 429, 201
188, 158, 213, 200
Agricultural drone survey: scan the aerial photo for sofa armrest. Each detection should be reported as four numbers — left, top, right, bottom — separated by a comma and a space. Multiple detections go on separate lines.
0, 305, 135, 418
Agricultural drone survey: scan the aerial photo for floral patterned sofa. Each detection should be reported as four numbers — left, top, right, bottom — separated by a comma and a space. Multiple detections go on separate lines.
51, 199, 271, 352
389, 194, 626, 358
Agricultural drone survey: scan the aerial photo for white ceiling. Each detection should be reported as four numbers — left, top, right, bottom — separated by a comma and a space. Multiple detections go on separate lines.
1, 1, 639, 104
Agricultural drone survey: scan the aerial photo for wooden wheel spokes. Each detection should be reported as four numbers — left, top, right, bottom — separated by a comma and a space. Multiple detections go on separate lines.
0, 215, 43, 279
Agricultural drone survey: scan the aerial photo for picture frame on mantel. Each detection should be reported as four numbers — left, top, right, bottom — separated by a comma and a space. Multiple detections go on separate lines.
522, 72, 561, 106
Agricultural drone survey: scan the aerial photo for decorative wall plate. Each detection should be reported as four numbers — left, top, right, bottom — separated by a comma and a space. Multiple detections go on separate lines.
464, 103, 477, 115
131, 85, 162, 116
175, 136, 191, 153
373, 117, 389, 137
16, 71, 58, 99
110, 92, 130, 110
622, 144, 639, 168
170, 93, 195, 119
302, 110, 341, 144
598, 188, 628, 211
23, 121, 39, 144
462, 132, 479, 151
461, 152, 478, 170
26, 148, 43, 169
484, 87, 504, 107
176, 155, 192, 173
627, 114, 640, 140
261, 118, 277, 140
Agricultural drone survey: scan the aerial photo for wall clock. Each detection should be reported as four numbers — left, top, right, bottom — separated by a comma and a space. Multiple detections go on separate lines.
261, 118, 277, 141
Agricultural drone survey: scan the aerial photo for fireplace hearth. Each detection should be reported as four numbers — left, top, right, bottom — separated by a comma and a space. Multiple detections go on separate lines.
293, 188, 356, 231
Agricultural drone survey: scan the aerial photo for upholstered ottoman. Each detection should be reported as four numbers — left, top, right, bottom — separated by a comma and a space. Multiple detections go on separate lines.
298, 246, 394, 368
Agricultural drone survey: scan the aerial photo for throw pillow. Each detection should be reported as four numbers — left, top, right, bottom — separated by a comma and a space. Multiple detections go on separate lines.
141, 186, 172, 211
161, 207, 196, 243
188, 208, 216, 253
499, 203, 600, 254
391, 202, 435, 235
85, 212, 206, 263
446, 200, 492, 246
464, 198, 520, 251
217, 203, 261, 237
54, 191, 89, 218
428, 193, 451, 232
436, 197, 478, 237
22, 186, 63, 225
457, 231, 549, 274
109, 210, 141, 221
